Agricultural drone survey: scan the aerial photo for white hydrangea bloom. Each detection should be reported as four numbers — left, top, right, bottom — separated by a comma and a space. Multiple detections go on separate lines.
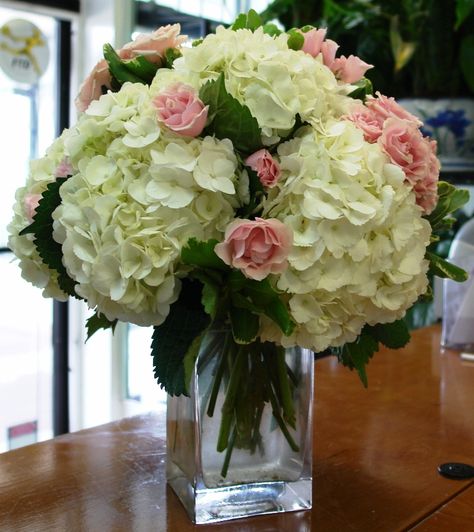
151, 26, 354, 142
259, 122, 430, 351
50, 82, 243, 326
8, 135, 71, 300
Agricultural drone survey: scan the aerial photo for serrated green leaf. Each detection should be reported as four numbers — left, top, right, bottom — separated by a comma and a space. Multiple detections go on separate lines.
19, 178, 79, 298
366, 319, 410, 349
199, 73, 262, 154
427, 251, 468, 282
181, 237, 227, 270
192, 38, 203, 47
103, 43, 144, 85
347, 77, 374, 100
229, 305, 259, 344
85, 311, 117, 342
336, 332, 379, 387
287, 29, 304, 51
151, 279, 210, 396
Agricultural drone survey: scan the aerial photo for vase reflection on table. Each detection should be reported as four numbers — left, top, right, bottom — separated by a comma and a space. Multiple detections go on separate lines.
167, 328, 313, 524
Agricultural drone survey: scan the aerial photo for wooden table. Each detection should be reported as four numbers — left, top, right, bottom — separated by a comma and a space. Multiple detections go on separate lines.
1, 325, 473, 531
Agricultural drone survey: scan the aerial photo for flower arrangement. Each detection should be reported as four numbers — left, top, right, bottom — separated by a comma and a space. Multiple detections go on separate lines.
8, 11, 469, 477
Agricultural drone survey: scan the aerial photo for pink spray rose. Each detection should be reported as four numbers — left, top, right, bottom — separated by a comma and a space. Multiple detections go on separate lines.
24, 193, 41, 223
215, 218, 293, 281
75, 24, 185, 112
378, 118, 439, 213
153, 83, 208, 137
119, 24, 186, 61
245, 149, 281, 188
366, 92, 422, 126
301, 28, 327, 57
346, 104, 383, 143
331, 55, 373, 84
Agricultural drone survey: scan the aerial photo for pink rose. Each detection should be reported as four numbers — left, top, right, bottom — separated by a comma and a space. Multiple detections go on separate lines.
55, 159, 73, 178
378, 118, 439, 213
301, 28, 327, 57
75, 24, 185, 112
366, 92, 422, 126
119, 24, 186, 62
331, 55, 373, 84
245, 149, 281, 188
215, 218, 293, 281
346, 104, 383, 143
320, 39, 339, 69
75, 59, 111, 113
153, 83, 208, 137
24, 193, 41, 223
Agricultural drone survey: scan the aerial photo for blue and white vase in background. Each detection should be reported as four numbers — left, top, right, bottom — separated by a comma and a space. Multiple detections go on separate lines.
400, 99, 474, 173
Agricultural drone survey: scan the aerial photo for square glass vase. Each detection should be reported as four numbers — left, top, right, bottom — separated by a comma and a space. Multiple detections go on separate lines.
166, 328, 313, 524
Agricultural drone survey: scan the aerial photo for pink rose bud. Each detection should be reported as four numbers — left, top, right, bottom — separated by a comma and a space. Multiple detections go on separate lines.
24, 193, 41, 223
378, 118, 439, 214
55, 159, 73, 178
346, 104, 383, 143
301, 28, 327, 57
215, 218, 293, 281
245, 149, 281, 188
320, 39, 339, 68
366, 92, 422, 127
153, 83, 208, 137
331, 55, 373, 84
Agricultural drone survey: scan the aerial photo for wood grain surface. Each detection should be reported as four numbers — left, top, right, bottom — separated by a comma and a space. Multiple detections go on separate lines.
0, 325, 472, 531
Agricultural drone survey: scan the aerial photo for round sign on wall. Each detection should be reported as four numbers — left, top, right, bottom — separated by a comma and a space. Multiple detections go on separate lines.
0, 19, 49, 84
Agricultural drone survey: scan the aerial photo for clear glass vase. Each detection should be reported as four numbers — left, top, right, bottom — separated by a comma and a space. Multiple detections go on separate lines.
166, 327, 313, 524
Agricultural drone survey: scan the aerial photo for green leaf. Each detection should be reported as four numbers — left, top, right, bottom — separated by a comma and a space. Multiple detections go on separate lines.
85, 311, 117, 342
455, 0, 474, 29
231, 13, 247, 30
460, 34, 474, 92
426, 182, 470, 230
19, 178, 78, 298
262, 23, 282, 36
366, 319, 410, 350
199, 73, 262, 154
119, 55, 159, 84
151, 279, 210, 396
103, 43, 144, 85
201, 277, 220, 318
229, 305, 260, 344
426, 251, 468, 282
335, 331, 379, 387
240, 278, 295, 336
287, 29, 304, 51
347, 77, 374, 100
230, 9, 262, 31
192, 38, 203, 47
181, 237, 227, 270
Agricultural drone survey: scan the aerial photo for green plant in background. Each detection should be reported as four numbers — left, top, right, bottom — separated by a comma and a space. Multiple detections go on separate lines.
261, 0, 474, 98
